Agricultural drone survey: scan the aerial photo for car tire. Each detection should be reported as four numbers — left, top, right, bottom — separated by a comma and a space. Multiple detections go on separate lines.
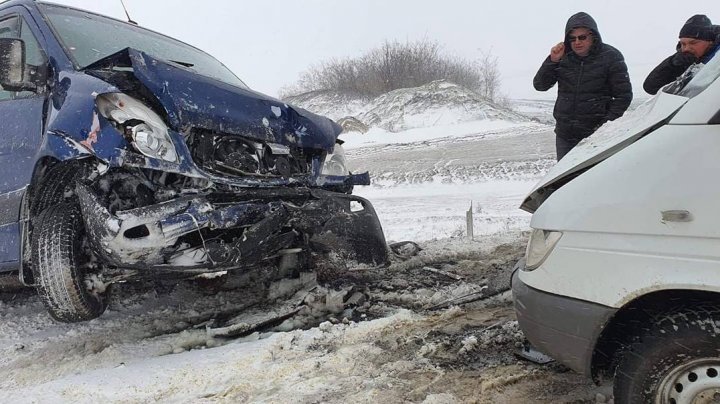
32, 203, 108, 322
613, 306, 720, 404
31, 160, 92, 217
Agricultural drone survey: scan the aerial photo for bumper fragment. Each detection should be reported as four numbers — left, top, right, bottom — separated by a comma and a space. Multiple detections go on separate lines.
76, 183, 275, 266
75, 183, 388, 270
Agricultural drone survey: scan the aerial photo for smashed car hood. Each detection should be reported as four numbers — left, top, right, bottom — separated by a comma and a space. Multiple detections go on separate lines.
84, 48, 340, 150
521, 92, 689, 213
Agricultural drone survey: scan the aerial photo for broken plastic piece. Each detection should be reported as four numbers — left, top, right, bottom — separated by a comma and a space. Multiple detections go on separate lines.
515, 344, 555, 364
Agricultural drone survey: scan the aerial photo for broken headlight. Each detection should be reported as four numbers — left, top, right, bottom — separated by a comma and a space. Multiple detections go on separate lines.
524, 229, 562, 271
321, 142, 349, 176
96, 93, 178, 162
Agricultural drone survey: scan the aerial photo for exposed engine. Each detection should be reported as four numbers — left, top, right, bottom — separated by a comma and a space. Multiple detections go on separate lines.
187, 131, 317, 178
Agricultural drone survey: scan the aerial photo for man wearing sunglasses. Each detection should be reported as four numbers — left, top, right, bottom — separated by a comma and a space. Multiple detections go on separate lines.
534, 12, 632, 160
643, 15, 720, 95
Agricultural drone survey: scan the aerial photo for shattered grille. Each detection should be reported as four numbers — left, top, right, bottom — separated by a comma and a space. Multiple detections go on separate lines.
187, 130, 314, 178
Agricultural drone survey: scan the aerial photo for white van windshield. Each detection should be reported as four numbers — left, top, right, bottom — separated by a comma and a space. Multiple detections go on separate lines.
662, 54, 720, 98
38, 3, 249, 90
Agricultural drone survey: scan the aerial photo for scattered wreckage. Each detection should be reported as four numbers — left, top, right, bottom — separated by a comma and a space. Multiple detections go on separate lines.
0, 1, 387, 322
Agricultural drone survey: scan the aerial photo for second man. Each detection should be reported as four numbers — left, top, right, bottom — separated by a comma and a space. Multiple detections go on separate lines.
534, 12, 633, 160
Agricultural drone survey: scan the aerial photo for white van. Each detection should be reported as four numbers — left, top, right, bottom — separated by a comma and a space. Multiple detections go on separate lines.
512, 57, 720, 403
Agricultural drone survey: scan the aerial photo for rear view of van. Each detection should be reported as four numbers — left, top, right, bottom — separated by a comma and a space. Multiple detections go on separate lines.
513, 59, 720, 403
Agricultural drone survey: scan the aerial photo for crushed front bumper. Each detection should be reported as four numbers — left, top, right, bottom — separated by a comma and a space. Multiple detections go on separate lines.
75, 183, 388, 270
511, 261, 616, 376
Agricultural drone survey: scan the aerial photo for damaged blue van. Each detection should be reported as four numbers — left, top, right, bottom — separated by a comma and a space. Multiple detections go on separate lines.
0, 0, 388, 322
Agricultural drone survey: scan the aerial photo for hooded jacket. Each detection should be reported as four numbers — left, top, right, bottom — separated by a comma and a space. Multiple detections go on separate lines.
534, 12, 633, 140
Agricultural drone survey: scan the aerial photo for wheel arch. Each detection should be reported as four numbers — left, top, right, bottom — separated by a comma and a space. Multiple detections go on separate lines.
19, 156, 98, 285
591, 288, 720, 383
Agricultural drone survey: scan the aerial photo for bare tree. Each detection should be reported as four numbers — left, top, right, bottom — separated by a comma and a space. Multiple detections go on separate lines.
477, 51, 501, 102
285, 39, 504, 102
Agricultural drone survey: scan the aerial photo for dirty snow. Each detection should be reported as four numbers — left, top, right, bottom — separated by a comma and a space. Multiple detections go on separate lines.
0, 97, 613, 403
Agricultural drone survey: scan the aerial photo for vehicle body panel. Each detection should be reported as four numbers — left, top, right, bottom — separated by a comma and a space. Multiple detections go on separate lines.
85, 48, 340, 151
512, 268, 616, 375
0, 3, 50, 266
521, 123, 720, 308
521, 93, 688, 212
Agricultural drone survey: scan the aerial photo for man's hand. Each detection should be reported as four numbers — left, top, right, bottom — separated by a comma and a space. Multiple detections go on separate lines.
671, 51, 697, 68
550, 42, 565, 62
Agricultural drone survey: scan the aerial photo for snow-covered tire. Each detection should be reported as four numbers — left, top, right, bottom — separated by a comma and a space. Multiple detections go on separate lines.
32, 203, 108, 322
613, 306, 720, 404
31, 160, 92, 217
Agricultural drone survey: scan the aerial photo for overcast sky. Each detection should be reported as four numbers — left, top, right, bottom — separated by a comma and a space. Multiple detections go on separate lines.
47, 0, 720, 100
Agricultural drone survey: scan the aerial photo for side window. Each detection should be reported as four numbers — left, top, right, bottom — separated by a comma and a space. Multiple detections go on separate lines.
0, 16, 20, 101
17, 17, 47, 99
20, 19, 44, 67
0, 16, 19, 38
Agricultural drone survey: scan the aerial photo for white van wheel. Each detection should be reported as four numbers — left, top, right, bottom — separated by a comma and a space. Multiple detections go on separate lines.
613, 307, 720, 404
657, 358, 720, 404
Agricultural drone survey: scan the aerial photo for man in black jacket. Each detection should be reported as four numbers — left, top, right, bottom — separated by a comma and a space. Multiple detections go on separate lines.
534, 12, 633, 160
643, 15, 720, 95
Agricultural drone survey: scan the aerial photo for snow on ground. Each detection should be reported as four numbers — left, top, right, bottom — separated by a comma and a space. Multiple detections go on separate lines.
509, 99, 556, 125
341, 120, 540, 150
0, 99, 613, 403
345, 116, 555, 243
356, 180, 534, 243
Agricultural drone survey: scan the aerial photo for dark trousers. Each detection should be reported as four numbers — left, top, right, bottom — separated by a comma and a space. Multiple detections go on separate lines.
555, 136, 583, 161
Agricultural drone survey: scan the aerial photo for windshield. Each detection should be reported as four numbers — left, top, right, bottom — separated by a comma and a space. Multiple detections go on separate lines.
662, 52, 720, 98
38, 3, 249, 90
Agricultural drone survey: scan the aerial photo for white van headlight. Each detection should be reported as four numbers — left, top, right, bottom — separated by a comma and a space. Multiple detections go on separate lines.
525, 229, 562, 270
96, 93, 178, 163
321, 143, 349, 176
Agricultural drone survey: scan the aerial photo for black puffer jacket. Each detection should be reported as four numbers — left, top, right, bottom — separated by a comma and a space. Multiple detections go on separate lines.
643, 32, 720, 95
534, 12, 633, 140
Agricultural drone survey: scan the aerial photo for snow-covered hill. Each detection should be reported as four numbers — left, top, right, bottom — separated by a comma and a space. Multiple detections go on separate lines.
285, 80, 534, 132
356, 81, 530, 132
283, 90, 370, 122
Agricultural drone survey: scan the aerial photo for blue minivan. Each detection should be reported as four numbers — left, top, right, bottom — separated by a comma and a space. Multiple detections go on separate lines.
0, 0, 387, 322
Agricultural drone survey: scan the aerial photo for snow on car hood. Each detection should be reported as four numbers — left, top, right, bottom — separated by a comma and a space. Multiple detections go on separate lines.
521, 92, 689, 213
84, 48, 340, 150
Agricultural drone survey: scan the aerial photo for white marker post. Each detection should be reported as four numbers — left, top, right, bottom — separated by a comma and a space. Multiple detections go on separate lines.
466, 202, 474, 240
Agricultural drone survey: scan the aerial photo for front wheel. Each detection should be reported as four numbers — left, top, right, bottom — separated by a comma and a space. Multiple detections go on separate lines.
613, 306, 720, 404
32, 203, 109, 322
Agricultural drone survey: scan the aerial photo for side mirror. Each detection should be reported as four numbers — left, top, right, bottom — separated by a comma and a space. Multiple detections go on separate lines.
0, 38, 36, 92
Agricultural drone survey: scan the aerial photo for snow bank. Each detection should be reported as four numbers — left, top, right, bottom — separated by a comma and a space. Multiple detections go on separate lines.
285, 80, 534, 133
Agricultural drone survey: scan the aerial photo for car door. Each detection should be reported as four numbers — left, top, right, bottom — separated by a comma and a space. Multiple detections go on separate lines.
0, 10, 48, 269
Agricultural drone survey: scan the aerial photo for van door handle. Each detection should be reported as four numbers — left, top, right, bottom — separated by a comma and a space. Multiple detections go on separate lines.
661, 210, 693, 222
